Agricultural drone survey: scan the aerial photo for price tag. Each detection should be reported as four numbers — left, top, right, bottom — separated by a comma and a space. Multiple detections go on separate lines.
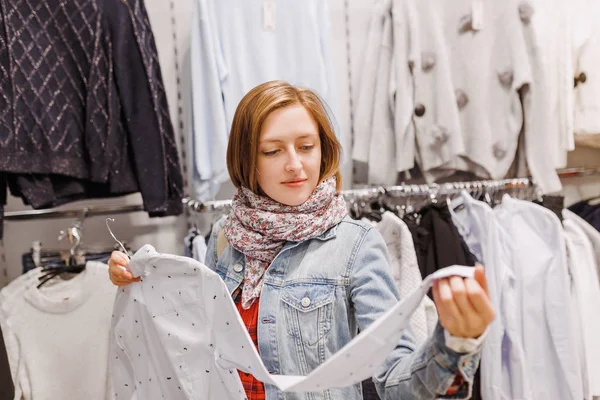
471, 0, 484, 31
264, 0, 276, 32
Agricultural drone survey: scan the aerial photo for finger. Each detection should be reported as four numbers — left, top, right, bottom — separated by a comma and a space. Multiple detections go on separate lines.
111, 270, 140, 283
112, 266, 133, 280
111, 276, 139, 286
465, 278, 495, 321
449, 276, 476, 317
110, 277, 130, 286
436, 278, 463, 322
110, 251, 130, 267
432, 280, 447, 316
474, 265, 490, 296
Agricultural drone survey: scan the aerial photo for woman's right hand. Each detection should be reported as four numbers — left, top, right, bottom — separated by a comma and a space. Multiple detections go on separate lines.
108, 251, 141, 286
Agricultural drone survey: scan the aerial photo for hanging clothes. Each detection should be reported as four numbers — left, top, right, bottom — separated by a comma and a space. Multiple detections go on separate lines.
400, 201, 483, 400
424, 0, 560, 193
449, 192, 533, 400
376, 211, 437, 343
494, 196, 583, 400
0, 262, 117, 400
569, 200, 600, 232
564, 208, 600, 276
404, 202, 477, 283
0, 323, 13, 400
353, 0, 463, 184
572, 0, 600, 138
184, 228, 209, 264
361, 210, 440, 400
563, 210, 600, 397
354, 0, 562, 193
0, 0, 184, 238
190, 0, 340, 201
526, 0, 575, 168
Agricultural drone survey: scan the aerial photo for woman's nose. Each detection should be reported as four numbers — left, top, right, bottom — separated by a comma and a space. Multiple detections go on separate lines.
285, 151, 302, 172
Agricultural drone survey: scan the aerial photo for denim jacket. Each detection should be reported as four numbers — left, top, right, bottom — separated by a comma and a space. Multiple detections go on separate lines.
205, 216, 480, 399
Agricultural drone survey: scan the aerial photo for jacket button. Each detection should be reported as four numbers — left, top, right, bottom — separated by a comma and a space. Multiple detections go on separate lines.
575, 72, 587, 87
233, 264, 243, 273
301, 297, 311, 308
498, 70, 514, 88
455, 89, 469, 109
493, 144, 507, 160
421, 52, 437, 72
518, 2, 534, 24
414, 104, 426, 117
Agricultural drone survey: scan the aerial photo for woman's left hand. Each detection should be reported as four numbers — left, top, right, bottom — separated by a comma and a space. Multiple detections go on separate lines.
432, 265, 495, 339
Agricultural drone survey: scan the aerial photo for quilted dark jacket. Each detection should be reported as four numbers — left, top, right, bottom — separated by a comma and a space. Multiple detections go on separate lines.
0, 0, 183, 216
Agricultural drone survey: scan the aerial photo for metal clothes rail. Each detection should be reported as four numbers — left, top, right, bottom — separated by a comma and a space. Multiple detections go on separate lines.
3, 167, 598, 221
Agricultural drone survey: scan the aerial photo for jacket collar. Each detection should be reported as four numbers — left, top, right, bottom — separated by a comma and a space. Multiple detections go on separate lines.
226, 222, 340, 267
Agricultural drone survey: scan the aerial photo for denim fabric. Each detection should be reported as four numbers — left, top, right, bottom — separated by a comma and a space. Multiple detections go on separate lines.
206, 216, 480, 400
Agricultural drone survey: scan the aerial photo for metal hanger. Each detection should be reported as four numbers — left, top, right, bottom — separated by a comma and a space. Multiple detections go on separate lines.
38, 215, 88, 288
106, 218, 130, 258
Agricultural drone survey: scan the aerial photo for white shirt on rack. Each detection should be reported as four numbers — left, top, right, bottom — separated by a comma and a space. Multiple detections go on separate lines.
0, 262, 116, 400
449, 192, 532, 400
494, 196, 583, 400
190, 0, 339, 200
563, 211, 600, 397
376, 211, 437, 343
564, 209, 600, 278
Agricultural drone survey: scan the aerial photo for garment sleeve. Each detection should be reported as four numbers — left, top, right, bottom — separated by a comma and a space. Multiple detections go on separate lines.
545, 219, 584, 399
367, 13, 397, 185
190, 0, 229, 201
350, 228, 481, 399
352, 1, 389, 164
0, 310, 20, 399
107, 0, 184, 215
0, 323, 13, 400
510, 3, 561, 194
316, 0, 343, 145
391, 0, 418, 173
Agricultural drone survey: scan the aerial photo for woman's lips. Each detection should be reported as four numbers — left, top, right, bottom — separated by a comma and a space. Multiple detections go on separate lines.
282, 179, 307, 188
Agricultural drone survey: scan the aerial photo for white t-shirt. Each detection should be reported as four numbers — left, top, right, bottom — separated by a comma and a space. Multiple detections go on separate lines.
376, 212, 437, 343
0, 262, 116, 400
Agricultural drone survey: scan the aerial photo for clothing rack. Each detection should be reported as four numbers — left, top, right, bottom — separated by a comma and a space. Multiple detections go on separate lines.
4, 168, 599, 221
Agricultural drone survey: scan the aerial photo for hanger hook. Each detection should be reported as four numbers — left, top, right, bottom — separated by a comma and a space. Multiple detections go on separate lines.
69, 227, 82, 257
106, 218, 129, 255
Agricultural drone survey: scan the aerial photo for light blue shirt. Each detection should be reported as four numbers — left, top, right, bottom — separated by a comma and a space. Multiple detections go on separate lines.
191, 0, 340, 201
494, 196, 583, 400
449, 192, 532, 400
451, 192, 584, 400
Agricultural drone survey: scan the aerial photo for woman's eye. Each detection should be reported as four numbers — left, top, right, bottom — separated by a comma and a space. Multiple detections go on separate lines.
262, 150, 279, 156
299, 145, 314, 151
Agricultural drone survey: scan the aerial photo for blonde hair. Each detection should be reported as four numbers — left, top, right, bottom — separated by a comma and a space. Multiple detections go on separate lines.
226, 80, 342, 194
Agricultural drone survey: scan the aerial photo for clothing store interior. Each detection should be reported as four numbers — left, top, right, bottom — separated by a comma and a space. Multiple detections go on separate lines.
2, 0, 600, 399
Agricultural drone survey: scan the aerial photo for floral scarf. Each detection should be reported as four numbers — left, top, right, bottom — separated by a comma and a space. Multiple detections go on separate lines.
223, 177, 347, 309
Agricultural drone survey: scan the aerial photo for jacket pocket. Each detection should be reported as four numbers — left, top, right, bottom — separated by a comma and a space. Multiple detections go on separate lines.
281, 283, 335, 347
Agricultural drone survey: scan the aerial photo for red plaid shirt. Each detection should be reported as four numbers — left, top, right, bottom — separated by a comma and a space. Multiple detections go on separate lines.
234, 294, 465, 399
236, 297, 266, 400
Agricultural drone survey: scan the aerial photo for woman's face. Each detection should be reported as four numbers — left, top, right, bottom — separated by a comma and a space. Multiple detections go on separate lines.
256, 104, 322, 206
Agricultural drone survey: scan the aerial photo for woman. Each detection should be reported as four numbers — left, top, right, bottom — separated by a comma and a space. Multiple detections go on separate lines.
108, 81, 494, 399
